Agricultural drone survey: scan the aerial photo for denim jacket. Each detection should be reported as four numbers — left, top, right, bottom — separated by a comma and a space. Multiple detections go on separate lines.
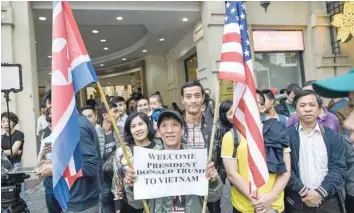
285, 123, 346, 211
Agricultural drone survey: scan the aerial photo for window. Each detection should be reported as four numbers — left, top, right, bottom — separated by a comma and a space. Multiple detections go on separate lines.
326, 1, 345, 55
254, 52, 303, 90
184, 54, 198, 81
284, 52, 298, 65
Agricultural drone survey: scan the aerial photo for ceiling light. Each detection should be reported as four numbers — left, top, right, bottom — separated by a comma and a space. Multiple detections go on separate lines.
182, 17, 188, 22
47, 55, 52, 58
122, 58, 127, 61
142, 49, 147, 53
103, 47, 109, 50
108, 82, 111, 84
100, 39, 106, 42
48, 73, 52, 75
39, 17, 47, 21
100, 64, 104, 67
116, 16, 123, 21
92, 30, 99, 34
159, 38, 165, 41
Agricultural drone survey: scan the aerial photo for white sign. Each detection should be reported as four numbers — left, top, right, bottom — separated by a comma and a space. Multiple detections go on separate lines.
133, 146, 208, 200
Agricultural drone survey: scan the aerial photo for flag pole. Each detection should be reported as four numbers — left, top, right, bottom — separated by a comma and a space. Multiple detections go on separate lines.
202, 79, 221, 213
96, 82, 150, 213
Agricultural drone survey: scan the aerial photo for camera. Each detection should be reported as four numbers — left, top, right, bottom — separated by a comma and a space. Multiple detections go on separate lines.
1, 152, 30, 213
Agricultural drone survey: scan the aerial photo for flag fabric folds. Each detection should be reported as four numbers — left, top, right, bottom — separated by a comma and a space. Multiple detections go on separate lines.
218, 1, 269, 195
51, 1, 98, 210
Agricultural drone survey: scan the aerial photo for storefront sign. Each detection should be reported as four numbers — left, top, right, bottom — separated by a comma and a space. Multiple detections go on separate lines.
133, 146, 208, 200
253, 31, 304, 51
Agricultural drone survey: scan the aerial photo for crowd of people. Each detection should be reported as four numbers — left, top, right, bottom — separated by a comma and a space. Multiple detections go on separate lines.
1, 70, 353, 213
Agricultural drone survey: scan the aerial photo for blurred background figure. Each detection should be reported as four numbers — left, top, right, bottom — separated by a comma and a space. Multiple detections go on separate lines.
1, 112, 24, 169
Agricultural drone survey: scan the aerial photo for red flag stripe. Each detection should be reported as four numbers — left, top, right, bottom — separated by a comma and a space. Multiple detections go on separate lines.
223, 33, 241, 44
221, 52, 243, 62
66, 169, 83, 188
247, 149, 266, 186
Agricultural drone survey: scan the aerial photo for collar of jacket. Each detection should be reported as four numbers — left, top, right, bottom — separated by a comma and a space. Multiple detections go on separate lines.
154, 141, 189, 150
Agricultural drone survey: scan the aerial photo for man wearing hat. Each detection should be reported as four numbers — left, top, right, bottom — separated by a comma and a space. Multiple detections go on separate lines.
123, 110, 223, 213
313, 68, 354, 213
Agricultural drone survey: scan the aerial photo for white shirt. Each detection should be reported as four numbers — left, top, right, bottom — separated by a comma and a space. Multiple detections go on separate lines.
37, 133, 52, 163
298, 123, 328, 189
36, 114, 48, 137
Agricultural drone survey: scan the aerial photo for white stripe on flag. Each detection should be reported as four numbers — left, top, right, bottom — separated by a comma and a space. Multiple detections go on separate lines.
52, 95, 76, 147
52, 69, 72, 86
64, 177, 70, 188
245, 60, 255, 79
224, 23, 241, 34
219, 62, 245, 74
221, 42, 243, 54
70, 55, 91, 72
68, 156, 76, 176
242, 89, 263, 135
245, 129, 269, 180
52, 38, 67, 53
52, 1, 62, 23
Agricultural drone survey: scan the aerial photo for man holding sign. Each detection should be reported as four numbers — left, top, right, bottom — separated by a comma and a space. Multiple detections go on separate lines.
124, 110, 223, 212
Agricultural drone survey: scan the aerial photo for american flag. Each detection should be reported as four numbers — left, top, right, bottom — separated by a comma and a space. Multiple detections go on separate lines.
218, 1, 269, 195
51, 1, 98, 210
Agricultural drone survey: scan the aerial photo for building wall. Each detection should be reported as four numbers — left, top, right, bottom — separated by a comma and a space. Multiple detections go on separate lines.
144, 55, 170, 106
165, 30, 196, 106
1, 1, 39, 168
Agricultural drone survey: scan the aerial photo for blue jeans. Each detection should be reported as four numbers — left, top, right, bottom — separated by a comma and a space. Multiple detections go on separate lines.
99, 182, 114, 213
45, 192, 62, 213
44, 177, 62, 213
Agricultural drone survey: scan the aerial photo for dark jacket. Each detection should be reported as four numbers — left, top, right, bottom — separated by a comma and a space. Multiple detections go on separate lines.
275, 101, 291, 117
67, 115, 102, 211
181, 115, 213, 151
344, 135, 354, 197
263, 118, 289, 174
285, 123, 346, 211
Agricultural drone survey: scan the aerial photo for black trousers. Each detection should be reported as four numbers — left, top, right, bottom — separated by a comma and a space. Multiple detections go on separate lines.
287, 196, 341, 213
207, 200, 221, 213
345, 194, 354, 213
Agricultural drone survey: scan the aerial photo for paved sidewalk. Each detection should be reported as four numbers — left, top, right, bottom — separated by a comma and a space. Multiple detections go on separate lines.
22, 179, 233, 213
23, 181, 47, 213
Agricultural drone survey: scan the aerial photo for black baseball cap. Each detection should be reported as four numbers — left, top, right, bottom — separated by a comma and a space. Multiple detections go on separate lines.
157, 110, 183, 128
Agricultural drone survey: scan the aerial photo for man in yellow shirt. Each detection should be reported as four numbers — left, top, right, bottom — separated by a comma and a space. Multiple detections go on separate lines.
222, 90, 291, 213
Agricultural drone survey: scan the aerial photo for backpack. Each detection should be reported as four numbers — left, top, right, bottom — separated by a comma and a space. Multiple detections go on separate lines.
230, 127, 240, 158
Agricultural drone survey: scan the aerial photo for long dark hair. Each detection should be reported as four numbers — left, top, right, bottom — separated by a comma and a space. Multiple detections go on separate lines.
219, 100, 233, 129
124, 112, 155, 144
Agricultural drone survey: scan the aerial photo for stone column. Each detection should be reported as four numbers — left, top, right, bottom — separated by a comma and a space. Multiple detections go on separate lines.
196, 1, 230, 100
1, 1, 40, 168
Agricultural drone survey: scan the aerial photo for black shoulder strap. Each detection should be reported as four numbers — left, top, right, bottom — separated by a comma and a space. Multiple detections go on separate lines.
231, 128, 240, 158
